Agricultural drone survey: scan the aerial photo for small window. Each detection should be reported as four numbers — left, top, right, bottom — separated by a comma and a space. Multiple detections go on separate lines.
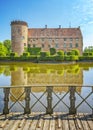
42, 44, 44, 48
70, 43, 72, 48
33, 44, 36, 47
64, 38, 67, 41
70, 38, 73, 41
28, 44, 30, 48
64, 43, 66, 48
49, 38, 51, 42
76, 38, 79, 41
55, 43, 58, 48
24, 43, 26, 46
33, 39, 35, 41
48, 44, 51, 48
76, 43, 78, 47
42, 38, 44, 41
22, 36, 25, 40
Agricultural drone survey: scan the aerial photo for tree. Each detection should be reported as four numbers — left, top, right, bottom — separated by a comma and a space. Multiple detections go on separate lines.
3, 40, 11, 53
0, 43, 8, 56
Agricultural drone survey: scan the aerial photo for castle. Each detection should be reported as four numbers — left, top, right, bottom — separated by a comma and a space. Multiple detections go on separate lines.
11, 21, 83, 56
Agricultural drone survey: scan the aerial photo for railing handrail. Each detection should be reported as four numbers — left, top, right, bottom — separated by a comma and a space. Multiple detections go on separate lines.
0, 84, 93, 88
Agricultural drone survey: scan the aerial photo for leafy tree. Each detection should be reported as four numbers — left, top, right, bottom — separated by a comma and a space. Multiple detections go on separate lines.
3, 40, 11, 53
0, 43, 8, 56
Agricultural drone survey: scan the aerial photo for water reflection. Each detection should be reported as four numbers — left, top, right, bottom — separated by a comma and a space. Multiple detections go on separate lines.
0, 63, 93, 113
9, 64, 83, 86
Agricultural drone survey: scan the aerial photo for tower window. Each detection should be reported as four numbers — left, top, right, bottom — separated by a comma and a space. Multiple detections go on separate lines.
24, 43, 26, 46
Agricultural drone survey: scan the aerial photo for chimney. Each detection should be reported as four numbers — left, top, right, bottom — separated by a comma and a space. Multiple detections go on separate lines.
45, 25, 47, 28
59, 25, 61, 28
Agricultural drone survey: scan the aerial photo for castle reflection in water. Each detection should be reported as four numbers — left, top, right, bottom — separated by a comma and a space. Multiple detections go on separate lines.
9, 64, 83, 101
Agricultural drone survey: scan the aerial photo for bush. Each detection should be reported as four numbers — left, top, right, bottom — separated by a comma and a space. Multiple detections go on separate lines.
55, 56, 64, 61
71, 49, 80, 56
22, 52, 30, 57
57, 50, 64, 56
64, 55, 71, 61
10, 52, 18, 57
50, 48, 56, 55
28, 47, 41, 55
40, 52, 50, 57
70, 55, 79, 61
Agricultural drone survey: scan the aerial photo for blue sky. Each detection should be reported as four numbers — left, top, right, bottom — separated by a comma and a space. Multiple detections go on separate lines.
0, 0, 93, 49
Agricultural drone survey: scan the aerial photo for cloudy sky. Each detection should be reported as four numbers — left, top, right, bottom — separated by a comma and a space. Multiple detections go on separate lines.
0, 0, 93, 49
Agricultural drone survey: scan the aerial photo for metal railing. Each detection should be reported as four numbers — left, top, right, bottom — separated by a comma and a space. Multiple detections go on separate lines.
1, 85, 93, 115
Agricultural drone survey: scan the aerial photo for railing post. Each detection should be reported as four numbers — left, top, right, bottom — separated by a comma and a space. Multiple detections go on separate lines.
3, 88, 10, 114
24, 87, 31, 114
46, 86, 53, 114
69, 86, 76, 114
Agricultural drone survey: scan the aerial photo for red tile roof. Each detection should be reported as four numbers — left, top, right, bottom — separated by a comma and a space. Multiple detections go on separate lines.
28, 27, 82, 38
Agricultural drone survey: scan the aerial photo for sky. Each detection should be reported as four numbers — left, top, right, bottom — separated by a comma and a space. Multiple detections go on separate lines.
0, 0, 93, 49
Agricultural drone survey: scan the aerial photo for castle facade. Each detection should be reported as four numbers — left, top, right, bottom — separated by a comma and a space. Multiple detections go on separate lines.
11, 21, 83, 56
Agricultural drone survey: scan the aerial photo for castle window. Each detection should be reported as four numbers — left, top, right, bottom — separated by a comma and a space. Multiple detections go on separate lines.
33, 44, 36, 47
42, 38, 44, 41
70, 43, 72, 48
64, 38, 67, 41
64, 43, 66, 48
28, 44, 30, 48
22, 36, 25, 40
76, 38, 79, 41
24, 43, 26, 46
42, 44, 44, 48
70, 38, 73, 41
48, 44, 51, 48
76, 43, 78, 47
55, 43, 58, 48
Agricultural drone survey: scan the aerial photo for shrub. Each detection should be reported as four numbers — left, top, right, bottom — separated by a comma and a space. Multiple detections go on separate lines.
50, 48, 56, 55
28, 47, 41, 55
70, 55, 79, 61
22, 52, 30, 57
64, 55, 71, 61
55, 56, 64, 61
10, 52, 18, 57
71, 49, 80, 56
57, 50, 64, 56
40, 52, 50, 57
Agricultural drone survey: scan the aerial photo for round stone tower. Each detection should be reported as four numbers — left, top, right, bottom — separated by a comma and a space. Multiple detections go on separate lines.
11, 20, 28, 56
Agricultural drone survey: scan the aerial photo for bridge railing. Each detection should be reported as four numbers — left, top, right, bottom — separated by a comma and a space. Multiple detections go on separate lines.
0, 85, 93, 115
